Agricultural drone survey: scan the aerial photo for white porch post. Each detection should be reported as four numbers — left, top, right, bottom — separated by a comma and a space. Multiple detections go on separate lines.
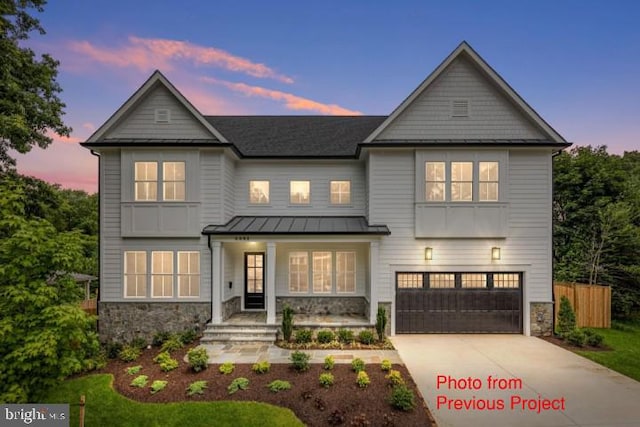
211, 240, 222, 324
369, 241, 379, 324
266, 242, 277, 324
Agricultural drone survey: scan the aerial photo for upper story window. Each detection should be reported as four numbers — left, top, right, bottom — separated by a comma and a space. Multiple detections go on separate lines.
330, 181, 351, 204
163, 162, 185, 201
124, 251, 147, 297
451, 162, 473, 202
479, 162, 499, 202
425, 162, 445, 201
249, 180, 270, 204
134, 162, 158, 201
290, 180, 310, 204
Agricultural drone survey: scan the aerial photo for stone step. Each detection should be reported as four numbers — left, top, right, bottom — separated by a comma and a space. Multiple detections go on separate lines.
202, 324, 278, 343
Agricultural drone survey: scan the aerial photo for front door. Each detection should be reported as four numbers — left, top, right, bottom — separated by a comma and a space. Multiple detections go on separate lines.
244, 252, 265, 309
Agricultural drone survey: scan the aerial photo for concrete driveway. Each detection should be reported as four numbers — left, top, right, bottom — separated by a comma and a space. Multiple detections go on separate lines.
391, 335, 640, 427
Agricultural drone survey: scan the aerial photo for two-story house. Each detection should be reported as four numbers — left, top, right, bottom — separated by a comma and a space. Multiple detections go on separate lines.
82, 42, 570, 343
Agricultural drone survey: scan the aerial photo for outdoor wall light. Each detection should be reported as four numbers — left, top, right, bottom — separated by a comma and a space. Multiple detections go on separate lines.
491, 247, 501, 260
425, 247, 433, 260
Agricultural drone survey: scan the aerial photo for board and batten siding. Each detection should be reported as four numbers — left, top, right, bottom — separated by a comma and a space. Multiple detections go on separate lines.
377, 57, 545, 140
234, 161, 366, 216
107, 85, 213, 140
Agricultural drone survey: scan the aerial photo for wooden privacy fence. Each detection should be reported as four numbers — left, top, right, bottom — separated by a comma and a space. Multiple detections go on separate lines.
79, 298, 97, 315
554, 282, 611, 328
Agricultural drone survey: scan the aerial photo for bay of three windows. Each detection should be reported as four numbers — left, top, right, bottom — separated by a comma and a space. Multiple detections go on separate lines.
250, 180, 351, 205
289, 251, 356, 294
124, 251, 200, 298
426, 161, 499, 202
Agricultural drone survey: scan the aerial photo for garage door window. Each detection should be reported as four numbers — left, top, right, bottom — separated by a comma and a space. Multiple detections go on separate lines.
493, 273, 520, 288
397, 273, 423, 289
461, 273, 487, 288
429, 273, 455, 288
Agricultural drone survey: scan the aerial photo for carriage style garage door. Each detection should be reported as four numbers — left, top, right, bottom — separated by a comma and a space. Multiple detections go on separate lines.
396, 272, 522, 333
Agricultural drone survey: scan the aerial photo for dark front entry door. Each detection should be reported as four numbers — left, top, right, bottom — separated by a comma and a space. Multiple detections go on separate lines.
244, 252, 265, 309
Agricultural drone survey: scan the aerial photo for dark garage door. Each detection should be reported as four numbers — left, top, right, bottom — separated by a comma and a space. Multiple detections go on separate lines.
396, 272, 522, 333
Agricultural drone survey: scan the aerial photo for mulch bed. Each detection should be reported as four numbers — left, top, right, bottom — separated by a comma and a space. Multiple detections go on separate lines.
102, 346, 436, 426
538, 335, 611, 352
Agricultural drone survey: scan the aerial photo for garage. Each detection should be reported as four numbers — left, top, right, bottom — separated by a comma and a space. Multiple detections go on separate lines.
395, 272, 522, 333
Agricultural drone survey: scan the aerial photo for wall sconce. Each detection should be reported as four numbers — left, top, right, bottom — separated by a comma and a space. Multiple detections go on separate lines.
228, 281, 233, 289
425, 247, 433, 261
491, 247, 501, 260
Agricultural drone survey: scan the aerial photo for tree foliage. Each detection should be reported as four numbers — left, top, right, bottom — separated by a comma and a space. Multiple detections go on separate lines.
0, 179, 99, 403
0, 0, 71, 171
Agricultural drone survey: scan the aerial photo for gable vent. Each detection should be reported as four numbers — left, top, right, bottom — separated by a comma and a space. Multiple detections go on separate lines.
154, 108, 171, 123
451, 100, 469, 118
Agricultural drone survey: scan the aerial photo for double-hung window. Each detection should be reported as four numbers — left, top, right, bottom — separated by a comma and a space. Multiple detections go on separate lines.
249, 180, 270, 204
451, 162, 473, 201
330, 181, 351, 204
163, 162, 185, 201
152, 251, 173, 297
289, 252, 309, 292
479, 162, 499, 201
178, 251, 200, 297
134, 161, 185, 201
124, 251, 147, 297
425, 162, 445, 201
290, 181, 310, 204
134, 162, 158, 201
312, 252, 332, 293
336, 251, 356, 293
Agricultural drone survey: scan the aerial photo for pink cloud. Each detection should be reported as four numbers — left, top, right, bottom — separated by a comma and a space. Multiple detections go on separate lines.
82, 122, 96, 132
67, 36, 293, 83
201, 77, 362, 115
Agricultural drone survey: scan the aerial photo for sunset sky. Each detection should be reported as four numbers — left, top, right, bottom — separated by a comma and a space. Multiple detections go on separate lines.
14, 0, 640, 193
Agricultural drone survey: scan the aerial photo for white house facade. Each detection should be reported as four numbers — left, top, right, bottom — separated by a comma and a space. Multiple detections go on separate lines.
82, 42, 570, 343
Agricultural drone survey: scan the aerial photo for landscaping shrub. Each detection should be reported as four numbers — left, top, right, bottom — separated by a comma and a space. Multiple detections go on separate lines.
327, 409, 346, 425
381, 359, 392, 371
351, 358, 365, 372
125, 365, 142, 375
324, 355, 335, 370
105, 342, 123, 359
376, 307, 387, 342
583, 329, 605, 347
160, 335, 184, 353
557, 295, 577, 337
118, 345, 141, 362
386, 369, 404, 386
389, 384, 415, 411
267, 380, 291, 393
130, 375, 148, 388
566, 329, 586, 347
180, 329, 198, 345
130, 337, 147, 350
252, 361, 271, 374
290, 351, 311, 372
228, 377, 249, 395
187, 347, 209, 372
282, 305, 294, 341
316, 330, 335, 344
356, 371, 370, 388
153, 351, 179, 372
219, 362, 235, 375
152, 331, 171, 347
186, 380, 208, 396
150, 380, 168, 394
358, 330, 375, 345
319, 373, 334, 388
295, 329, 313, 344
337, 328, 354, 344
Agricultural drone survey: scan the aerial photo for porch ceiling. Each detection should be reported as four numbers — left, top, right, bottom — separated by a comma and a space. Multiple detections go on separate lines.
202, 216, 390, 236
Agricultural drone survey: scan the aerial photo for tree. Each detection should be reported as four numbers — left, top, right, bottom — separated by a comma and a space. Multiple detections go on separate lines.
0, 181, 100, 403
0, 0, 72, 171
556, 296, 576, 338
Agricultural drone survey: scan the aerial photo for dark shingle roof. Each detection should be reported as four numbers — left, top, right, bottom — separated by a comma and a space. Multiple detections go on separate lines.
203, 216, 390, 235
205, 116, 386, 157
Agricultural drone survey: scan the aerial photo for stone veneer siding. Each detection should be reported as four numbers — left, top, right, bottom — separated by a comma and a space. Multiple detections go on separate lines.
530, 302, 553, 336
276, 296, 366, 315
222, 296, 241, 320
98, 302, 210, 343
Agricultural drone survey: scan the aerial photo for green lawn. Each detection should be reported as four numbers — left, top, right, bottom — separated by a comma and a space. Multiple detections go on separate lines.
43, 374, 303, 427
576, 321, 640, 382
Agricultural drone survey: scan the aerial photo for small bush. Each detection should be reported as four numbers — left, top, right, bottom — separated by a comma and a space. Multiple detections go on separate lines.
337, 328, 354, 344
566, 329, 586, 347
228, 377, 249, 395
557, 295, 577, 337
187, 347, 209, 372
290, 350, 311, 372
125, 365, 142, 375
267, 380, 292, 393
381, 359, 392, 371
386, 369, 404, 386
583, 329, 605, 347
150, 380, 168, 394
324, 355, 335, 370
376, 307, 388, 342
252, 361, 271, 374
186, 380, 208, 396
356, 371, 370, 388
316, 330, 335, 344
153, 351, 179, 372
282, 305, 294, 342
358, 330, 375, 345
160, 335, 185, 353
130, 375, 148, 388
180, 329, 198, 345
118, 345, 141, 362
295, 329, 313, 344
389, 384, 415, 411
319, 373, 334, 388
152, 331, 171, 347
351, 358, 365, 372
219, 362, 235, 375
105, 342, 123, 359
131, 337, 147, 350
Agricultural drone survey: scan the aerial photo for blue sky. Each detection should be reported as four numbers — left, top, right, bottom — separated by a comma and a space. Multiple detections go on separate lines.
15, 0, 640, 191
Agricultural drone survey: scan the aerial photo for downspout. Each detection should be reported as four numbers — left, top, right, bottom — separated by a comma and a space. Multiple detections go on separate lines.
89, 150, 101, 327
207, 234, 213, 324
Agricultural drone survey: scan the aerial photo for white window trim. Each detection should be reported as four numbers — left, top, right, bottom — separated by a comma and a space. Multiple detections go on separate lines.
336, 251, 357, 294
450, 161, 474, 202
154, 108, 171, 123
134, 161, 158, 202
162, 161, 186, 201
312, 251, 333, 294
124, 251, 147, 298
289, 180, 311, 205
151, 251, 174, 298
249, 180, 271, 205
177, 251, 200, 298
329, 180, 352, 205
288, 251, 309, 293
479, 161, 499, 202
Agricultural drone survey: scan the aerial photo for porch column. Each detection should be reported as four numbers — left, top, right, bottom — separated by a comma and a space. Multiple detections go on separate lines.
369, 241, 379, 324
211, 240, 222, 324
266, 242, 277, 324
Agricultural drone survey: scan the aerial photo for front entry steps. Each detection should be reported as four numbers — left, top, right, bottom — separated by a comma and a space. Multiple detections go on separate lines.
201, 323, 278, 343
